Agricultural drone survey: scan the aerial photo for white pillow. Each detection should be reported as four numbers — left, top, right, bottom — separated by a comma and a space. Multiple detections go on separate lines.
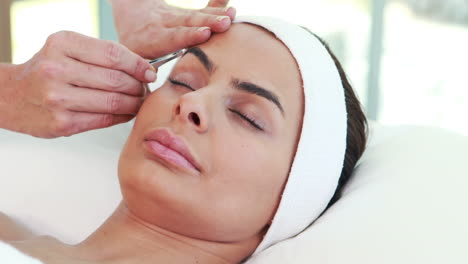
247, 122, 468, 263
1, 122, 467, 264
0, 125, 124, 244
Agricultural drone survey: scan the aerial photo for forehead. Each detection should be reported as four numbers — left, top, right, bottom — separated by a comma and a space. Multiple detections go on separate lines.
194, 23, 303, 118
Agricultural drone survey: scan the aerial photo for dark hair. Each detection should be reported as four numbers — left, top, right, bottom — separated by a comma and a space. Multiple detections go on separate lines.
302, 30, 368, 213
323, 40, 368, 211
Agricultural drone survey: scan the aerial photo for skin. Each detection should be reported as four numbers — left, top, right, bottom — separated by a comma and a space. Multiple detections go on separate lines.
2, 24, 304, 264
110, 0, 237, 59
0, 32, 155, 138
0, 0, 236, 138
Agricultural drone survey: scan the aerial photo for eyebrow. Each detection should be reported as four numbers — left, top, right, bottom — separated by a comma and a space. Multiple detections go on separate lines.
183, 47, 214, 73
231, 78, 285, 115
184, 47, 285, 116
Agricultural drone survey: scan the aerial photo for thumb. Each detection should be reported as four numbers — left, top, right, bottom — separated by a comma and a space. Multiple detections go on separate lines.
207, 0, 229, 8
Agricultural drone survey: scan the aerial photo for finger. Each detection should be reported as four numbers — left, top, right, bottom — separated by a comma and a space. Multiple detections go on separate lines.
174, 11, 231, 32
66, 59, 145, 96
159, 27, 212, 52
66, 112, 134, 135
63, 86, 144, 115
50, 31, 156, 83
200, 6, 236, 21
207, 0, 229, 8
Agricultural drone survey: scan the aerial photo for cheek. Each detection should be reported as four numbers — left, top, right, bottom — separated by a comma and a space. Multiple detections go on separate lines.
137, 88, 174, 123
204, 134, 290, 240
118, 88, 176, 201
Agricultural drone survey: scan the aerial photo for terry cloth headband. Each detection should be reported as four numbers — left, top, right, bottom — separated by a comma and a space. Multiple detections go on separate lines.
234, 16, 348, 256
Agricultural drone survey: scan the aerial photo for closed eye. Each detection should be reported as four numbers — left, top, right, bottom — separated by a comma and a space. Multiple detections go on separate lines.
229, 109, 264, 131
169, 77, 265, 132
169, 78, 195, 91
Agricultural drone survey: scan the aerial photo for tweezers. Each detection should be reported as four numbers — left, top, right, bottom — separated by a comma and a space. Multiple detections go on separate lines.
149, 49, 185, 68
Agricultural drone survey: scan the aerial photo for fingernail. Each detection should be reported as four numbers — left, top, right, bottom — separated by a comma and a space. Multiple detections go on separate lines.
144, 69, 157, 82
224, 7, 236, 19
197, 26, 210, 32
149, 64, 156, 72
197, 27, 211, 37
216, 16, 230, 22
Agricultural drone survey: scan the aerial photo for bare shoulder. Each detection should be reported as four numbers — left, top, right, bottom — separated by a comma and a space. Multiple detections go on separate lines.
7, 236, 90, 264
0, 213, 67, 262
0, 211, 36, 241
0, 213, 100, 264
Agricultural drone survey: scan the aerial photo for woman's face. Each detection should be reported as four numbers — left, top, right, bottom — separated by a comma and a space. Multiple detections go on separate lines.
118, 24, 303, 243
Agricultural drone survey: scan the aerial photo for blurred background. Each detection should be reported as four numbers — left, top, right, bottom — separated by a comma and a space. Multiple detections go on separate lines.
1, 0, 467, 135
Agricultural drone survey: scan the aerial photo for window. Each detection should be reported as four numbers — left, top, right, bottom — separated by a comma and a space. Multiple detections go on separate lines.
379, 0, 468, 135
11, 0, 98, 63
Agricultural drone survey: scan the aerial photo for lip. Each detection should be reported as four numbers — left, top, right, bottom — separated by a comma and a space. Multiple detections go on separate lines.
143, 128, 201, 174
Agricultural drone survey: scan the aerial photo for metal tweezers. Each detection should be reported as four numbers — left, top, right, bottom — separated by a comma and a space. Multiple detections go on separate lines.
149, 49, 185, 68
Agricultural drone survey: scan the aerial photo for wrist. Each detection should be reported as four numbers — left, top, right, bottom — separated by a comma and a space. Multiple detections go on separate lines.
0, 63, 20, 131
109, 0, 159, 5
110, 0, 162, 16
108, 0, 127, 8
109, 0, 155, 12
108, 0, 128, 17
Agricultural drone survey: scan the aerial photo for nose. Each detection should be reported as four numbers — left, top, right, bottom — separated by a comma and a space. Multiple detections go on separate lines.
173, 93, 209, 133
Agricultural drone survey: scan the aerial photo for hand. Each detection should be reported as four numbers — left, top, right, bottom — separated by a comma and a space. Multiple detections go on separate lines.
0, 31, 155, 138
110, 0, 236, 59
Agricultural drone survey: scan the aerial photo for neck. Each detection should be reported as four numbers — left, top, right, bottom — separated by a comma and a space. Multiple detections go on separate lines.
72, 201, 259, 264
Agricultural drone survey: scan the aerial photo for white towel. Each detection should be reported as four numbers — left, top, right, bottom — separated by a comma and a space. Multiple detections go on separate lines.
234, 16, 348, 256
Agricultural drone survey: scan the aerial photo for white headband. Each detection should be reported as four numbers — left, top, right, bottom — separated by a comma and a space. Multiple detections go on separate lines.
233, 16, 348, 256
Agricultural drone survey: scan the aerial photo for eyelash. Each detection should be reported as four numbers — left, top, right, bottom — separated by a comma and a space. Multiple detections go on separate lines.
168, 77, 264, 131
228, 109, 264, 131
169, 78, 195, 91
